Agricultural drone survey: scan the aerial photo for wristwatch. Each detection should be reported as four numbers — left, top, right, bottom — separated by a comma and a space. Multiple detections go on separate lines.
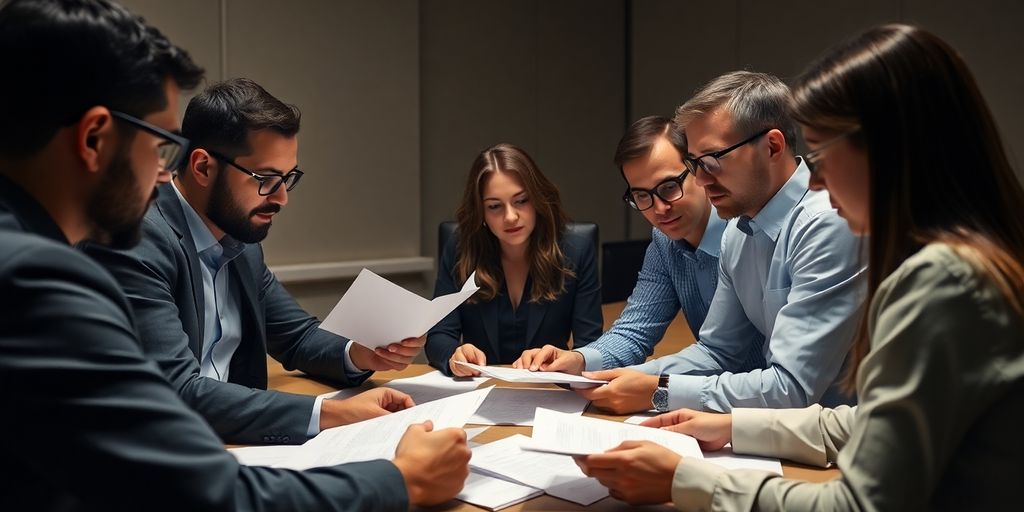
651, 374, 670, 412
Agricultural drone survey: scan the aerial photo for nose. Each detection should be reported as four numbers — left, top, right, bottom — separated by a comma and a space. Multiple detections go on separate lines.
268, 182, 289, 207
156, 168, 173, 185
504, 205, 519, 224
652, 194, 671, 215
692, 166, 714, 188
808, 169, 826, 192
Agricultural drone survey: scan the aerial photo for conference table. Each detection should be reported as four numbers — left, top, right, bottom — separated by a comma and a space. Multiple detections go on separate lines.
265, 302, 839, 511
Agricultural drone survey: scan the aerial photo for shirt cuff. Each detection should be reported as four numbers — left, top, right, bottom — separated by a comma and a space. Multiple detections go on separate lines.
731, 408, 776, 456
667, 373, 706, 411
671, 457, 727, 511
306, 394, 326, 437
343, 340, 372, 378
575, 347, 605, 372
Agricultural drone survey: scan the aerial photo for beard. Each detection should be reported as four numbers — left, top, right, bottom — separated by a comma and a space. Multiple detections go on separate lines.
206, 168, 278, 244
86, 145, 154, 249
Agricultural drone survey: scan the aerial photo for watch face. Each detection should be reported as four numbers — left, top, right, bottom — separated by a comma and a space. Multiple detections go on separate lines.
653, 388, 670, 412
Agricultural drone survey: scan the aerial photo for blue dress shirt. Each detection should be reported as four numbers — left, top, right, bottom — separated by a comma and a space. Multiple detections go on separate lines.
632, 159, 866, 412
576, 210, 726, 371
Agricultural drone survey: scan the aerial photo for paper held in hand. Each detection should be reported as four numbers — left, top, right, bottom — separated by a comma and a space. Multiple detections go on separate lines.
454, 361, 607, 388
319, 268, 479, 350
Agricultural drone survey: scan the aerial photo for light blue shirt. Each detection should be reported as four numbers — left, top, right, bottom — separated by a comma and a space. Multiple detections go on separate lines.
576, 210, 725, 371
172, 183, 364, 436
633, 159, 866, 412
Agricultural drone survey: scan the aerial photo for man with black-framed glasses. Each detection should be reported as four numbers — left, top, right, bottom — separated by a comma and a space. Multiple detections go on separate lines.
87, 78, 430, 446
561, 71, 865, 416
515, 115, 726, 382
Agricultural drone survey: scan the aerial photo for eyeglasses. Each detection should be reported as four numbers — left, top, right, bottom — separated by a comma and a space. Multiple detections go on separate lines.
205, 149, 304, 196
110, 110, 190, 172
684, 127, 772, 175
623, 170, 690, 211
805, 127, 860, 174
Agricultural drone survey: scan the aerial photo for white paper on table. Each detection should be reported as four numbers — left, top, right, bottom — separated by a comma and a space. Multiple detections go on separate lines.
228, 445, 304, 467
623, 411, 659, 425
319, 371, 484, 406
524, 408, 703, 459
454, 361, 606, 387
319, 269, 479, 349
704, 444, 783, 474
468, 387, 589, 426
458, 471, 544, 511
470, 434, 608, 506
286, 386, 493, 470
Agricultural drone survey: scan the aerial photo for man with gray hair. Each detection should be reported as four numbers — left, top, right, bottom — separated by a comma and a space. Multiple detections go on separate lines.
578, 71, 865, 414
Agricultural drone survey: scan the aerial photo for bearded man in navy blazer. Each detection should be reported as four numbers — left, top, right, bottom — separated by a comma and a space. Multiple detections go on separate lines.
86, 78, 425, 445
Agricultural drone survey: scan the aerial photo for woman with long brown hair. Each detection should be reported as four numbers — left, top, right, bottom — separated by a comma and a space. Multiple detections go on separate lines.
426, 143, 603, 376
573, 24, 1024, 510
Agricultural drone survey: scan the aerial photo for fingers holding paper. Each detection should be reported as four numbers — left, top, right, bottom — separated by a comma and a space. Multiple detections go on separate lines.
574, 440, 680, 505
449, 344, 487, 377
372, 335, 426, 368
513, 344, 585, 374
640, 409, 733, 452
393, 420, 472, 507
574, 368, 659, 414
320, 387, 415, 429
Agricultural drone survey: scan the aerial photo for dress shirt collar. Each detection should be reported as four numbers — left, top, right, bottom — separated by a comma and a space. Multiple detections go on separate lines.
171, 180, 245, 266
736, 157, 810, 241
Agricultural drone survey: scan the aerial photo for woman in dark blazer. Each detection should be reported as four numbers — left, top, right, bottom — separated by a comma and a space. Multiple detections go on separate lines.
426, 143, 603, 376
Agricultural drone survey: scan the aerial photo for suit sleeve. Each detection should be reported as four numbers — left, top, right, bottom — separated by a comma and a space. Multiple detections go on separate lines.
85, 217, 317, 445
1, 241, 408, 511
426, 237, 464, 376
566, 231, 603, 348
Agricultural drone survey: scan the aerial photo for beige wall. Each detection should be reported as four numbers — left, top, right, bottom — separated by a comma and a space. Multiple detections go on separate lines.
119, 0, 1024, 318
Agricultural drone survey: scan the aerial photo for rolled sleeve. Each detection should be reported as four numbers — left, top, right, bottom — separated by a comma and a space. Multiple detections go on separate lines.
672, 458, 728, 511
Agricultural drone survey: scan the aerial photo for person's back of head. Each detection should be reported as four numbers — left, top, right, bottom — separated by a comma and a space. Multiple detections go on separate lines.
0, 0, 203, 160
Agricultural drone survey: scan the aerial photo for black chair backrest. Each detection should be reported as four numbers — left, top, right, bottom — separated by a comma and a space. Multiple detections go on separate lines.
438, 221, 599, 268
600, 238, 650, 303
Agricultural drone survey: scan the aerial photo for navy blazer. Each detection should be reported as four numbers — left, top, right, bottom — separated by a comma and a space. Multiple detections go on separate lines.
0, 176, 407, 511
426, 228, 603, 375
85, 183, 369, 445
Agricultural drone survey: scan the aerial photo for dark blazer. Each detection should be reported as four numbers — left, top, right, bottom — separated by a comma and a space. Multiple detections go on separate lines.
426, 228, 603, 375
84, 183, 369, 445
0, 177, 406, 511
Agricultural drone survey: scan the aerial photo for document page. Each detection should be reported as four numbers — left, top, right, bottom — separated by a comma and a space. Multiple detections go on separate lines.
228, 445, 303, 468
468, 387, 588, 426
454, 361, 606, 387
524, 408, 703, 459
286, 386, 493, 470
319, 269, 479, 349
703, 444, 783, 474
458, 471, 543, 511
319, 371, 484, 405
470, 434, 608, 506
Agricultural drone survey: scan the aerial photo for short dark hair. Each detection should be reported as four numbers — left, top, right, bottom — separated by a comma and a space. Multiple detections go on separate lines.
181, 78, 301, 159
613, 116, 686, 178
0, 0, 204, 158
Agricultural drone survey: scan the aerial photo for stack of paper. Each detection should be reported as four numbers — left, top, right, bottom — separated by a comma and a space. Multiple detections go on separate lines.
468, 387, 589, 426
454, 361, 606, 388
319, 370, 484, 405
470, 434, 608, 506
319, 269, 479, 349
524, 408, 704, 459
458, 472, 544, 511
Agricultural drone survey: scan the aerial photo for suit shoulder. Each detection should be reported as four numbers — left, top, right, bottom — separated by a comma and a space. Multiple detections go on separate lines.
0, 232, 124, 299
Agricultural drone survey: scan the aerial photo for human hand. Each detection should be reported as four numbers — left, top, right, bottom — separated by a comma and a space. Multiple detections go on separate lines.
640, 409, 732, 451
320, 388, 415, 429
574, 368, 659, 414
512, 344, 585, 374
393, 421, 471, 506
349, 336, 425, 372
449, 344, 487, 377
575, 440, 680, 504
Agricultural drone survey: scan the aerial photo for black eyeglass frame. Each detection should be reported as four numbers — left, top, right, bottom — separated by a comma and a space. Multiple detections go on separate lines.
622, 170, 691, 211
684, 127, 773, 175
109, 110, 190, 172
204, 148, 305, 196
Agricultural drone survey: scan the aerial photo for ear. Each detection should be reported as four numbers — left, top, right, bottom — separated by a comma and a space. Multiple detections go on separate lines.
74, 106, 117, 174
186, 148, 216, 188
765, 128, 789, 160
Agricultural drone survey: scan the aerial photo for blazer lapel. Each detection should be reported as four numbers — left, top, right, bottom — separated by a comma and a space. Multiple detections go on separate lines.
155, 184, 206, 355
229, 254, 267, 388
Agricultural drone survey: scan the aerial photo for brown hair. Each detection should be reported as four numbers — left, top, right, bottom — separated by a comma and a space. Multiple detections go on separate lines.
454, 143, 574, 303
613, 116, 686, 176
791, 24, 1024, 392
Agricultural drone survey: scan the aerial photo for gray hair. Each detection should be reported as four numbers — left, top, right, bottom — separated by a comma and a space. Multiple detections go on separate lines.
674, 71, 798, 152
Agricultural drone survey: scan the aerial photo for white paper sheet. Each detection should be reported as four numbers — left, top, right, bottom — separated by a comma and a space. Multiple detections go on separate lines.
467, 387, 589, 426
524, 408, 703, 459
285, 386, 493, 470
319, 370, 485, 406
623, 411, 658, 424
454, 361, 606, 387
470, 434, 608, 506
704, 444, 783, 474
228, 445, 303, 467
458, 471, 544, 511
319, 268, 479, 349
